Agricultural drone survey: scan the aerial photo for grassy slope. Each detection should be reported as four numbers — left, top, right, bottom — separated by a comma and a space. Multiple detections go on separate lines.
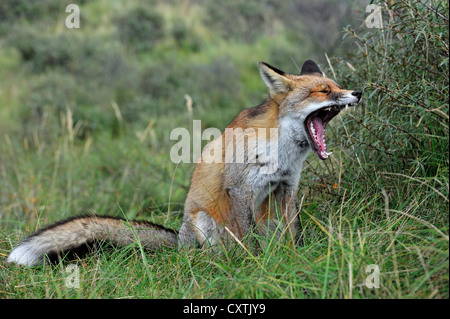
0, 0, 448, 298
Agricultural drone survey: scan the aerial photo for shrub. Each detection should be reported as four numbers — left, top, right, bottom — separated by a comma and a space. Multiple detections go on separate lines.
116, 6, 165, 52
8, 30, 139, 139
336, 0, 448, 176
138, 57, 241, 118
317, 0, 449, 223
0, 0, 61, 24
171, 20, 202, 52
6, 29, 80, 72
202, 0, 274, 43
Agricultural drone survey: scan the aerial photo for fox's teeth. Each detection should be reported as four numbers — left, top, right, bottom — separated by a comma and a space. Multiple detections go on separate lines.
310, 122, 316, 138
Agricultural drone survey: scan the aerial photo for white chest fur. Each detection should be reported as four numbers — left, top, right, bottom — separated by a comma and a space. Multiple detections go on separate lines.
247, 116, 311, 206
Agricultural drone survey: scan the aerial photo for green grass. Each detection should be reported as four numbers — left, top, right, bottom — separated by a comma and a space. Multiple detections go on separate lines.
0, 0, 448, 299
1, 174, 447, 298
0, 121, 447, 298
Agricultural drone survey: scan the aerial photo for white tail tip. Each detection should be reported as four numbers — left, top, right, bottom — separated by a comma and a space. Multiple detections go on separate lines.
7, 243, 43, 266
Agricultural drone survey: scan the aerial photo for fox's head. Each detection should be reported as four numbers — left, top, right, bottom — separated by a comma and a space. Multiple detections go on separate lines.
258, 60, 362, 160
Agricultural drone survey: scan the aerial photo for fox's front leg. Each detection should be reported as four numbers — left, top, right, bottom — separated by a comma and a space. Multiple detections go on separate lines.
257, 184, 302, 246
279, 187, 303, 246
182, 187, 257, 249
189, 187, 257, 250
224, 187, 258, 247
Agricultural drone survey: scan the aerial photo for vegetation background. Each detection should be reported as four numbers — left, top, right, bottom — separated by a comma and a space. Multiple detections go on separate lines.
0, 0, 448, 298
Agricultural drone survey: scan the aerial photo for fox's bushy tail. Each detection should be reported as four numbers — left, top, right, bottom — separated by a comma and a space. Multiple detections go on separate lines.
7, 216, 178, 266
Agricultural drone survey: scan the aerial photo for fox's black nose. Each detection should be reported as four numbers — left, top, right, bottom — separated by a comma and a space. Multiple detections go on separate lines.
352, 90, 362, 101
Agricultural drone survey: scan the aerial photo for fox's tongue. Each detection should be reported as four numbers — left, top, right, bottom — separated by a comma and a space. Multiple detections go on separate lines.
308, 116, 329, 160
306, 106, 343, 160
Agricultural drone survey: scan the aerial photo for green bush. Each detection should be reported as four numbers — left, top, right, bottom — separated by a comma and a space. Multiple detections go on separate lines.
337, 0, 448, 175
191, 57, 242, 108
317, 0, 449, 225
20, 71, 114, 142
7, 29, 79, 72
138, 57, 241, 118
202, 0, 273, 43
0, 0, 61, 23
171, 20, 203, 52
116, 6, 165, 52
6, 28, 139, 138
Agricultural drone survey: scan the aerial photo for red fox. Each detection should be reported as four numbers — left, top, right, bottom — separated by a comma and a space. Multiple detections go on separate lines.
8, 60, 361, 266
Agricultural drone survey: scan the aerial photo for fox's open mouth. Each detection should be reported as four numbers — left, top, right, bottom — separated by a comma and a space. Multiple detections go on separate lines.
305, 103, 357, 160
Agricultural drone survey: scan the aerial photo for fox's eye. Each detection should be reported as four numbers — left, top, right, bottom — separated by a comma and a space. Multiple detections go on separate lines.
319, 90, 330, 94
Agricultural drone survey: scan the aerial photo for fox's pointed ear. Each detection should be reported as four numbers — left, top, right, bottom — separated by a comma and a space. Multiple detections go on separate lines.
300, 60, 323, 76
258, 62, 292, 96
